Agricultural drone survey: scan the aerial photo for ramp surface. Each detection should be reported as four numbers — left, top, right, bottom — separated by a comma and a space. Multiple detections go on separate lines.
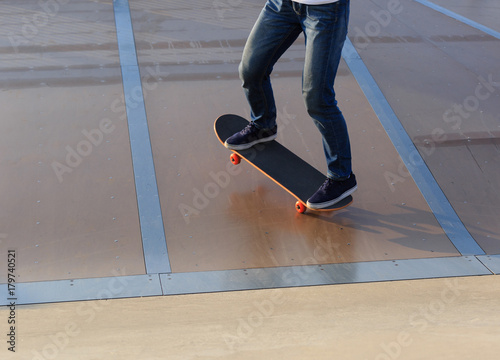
0, 0, 498, 304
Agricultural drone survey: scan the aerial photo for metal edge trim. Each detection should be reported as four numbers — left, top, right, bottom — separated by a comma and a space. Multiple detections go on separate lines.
113, 0, 171, 273
0, 274, 162, 306
414, 0, 500, 40
160, 256, 491, 295
1, 257, 492, 305
476, 255, 500, 274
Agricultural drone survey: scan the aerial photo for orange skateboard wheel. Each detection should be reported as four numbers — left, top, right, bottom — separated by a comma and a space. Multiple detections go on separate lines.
295, 201, 306, 214
230, 153, 241, 165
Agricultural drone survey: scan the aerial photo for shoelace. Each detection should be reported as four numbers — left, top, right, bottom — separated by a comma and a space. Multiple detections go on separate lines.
240, 123, 257, 135
320, 178, 335, 191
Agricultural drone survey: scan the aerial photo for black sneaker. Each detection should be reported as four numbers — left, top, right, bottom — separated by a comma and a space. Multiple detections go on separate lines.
306, 173, 357, 209
224, 122, 277, 150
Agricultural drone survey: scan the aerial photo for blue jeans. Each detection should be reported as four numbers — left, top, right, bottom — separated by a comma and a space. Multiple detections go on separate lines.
239, 0, 351, 180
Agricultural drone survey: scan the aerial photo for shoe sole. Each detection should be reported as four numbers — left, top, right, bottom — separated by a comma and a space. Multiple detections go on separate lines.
306, 185, 357, 210
224, 134, 277, 151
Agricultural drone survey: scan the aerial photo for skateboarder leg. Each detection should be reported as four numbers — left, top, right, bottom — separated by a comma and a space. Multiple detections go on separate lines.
225, 0, 357, 209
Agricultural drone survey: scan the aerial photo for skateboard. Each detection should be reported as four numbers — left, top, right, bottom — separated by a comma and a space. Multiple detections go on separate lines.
214, 114, 353, 214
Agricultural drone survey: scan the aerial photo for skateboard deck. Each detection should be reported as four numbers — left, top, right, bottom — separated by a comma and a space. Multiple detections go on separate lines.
214, 114, 353, 213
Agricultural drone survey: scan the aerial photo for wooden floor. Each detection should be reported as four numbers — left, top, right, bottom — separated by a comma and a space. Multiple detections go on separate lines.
0, 0, 499, 358
3, 276, 500, 359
